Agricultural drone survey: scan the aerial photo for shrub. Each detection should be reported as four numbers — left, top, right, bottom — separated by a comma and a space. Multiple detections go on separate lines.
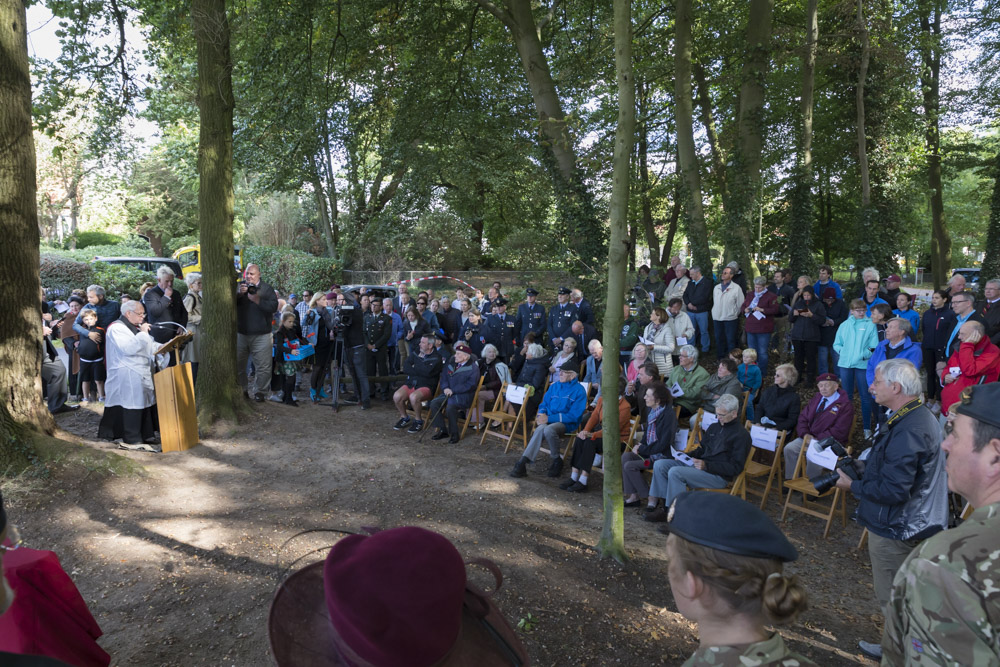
244, 246, 341, 295
90, 262, 177, 301
73, 230, 125, 249
40, 254, 93, 298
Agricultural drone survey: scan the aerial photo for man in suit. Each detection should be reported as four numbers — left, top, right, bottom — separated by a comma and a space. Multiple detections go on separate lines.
515, 288, 546, 346
978, 278, 1000, 345
547, 287, 579, 351
683, 265, 713, 355
569, 319, 600, 366
570, 288, 594, 325
485, 297, 517, 362
393, 285, 414, 316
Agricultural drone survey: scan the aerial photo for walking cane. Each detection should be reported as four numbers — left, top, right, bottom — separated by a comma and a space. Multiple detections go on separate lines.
417, 396, 448, 443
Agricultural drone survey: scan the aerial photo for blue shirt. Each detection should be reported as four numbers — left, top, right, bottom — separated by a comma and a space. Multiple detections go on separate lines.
813, 280, 843, 300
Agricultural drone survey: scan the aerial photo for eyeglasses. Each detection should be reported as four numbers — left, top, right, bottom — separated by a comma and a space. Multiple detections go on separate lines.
0, 523, 24, 553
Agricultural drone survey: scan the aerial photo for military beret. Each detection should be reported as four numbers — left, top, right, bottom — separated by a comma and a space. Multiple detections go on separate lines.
816, 373, 840, 383
525, 288, 539, 297
558, 286, 571, 295
663, 491, 798, 562
454, 343, 472, 354
954, 383, 1000, 429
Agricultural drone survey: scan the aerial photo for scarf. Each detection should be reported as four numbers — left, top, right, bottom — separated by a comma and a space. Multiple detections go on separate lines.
646, 405, 664, 445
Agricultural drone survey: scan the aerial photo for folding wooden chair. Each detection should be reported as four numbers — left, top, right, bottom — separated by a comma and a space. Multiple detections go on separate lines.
742, 422, 788, 509
740, 391, 750, 420
457, 375, 485, 441
780, 428, 854, 539
594, 415, 640, 476
405, 378, 441, 431
479, 382, 530, 453
684, 408, 718, 452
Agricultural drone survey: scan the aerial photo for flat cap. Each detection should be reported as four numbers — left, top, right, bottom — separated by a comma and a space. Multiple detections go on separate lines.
662, 491, 798, 562
954, 383, 1000, 429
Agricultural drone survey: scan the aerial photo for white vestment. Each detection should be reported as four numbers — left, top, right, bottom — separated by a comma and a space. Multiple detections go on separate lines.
105, 321, 158, 410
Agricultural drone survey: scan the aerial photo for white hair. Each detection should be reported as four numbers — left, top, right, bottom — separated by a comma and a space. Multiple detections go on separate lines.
481, 343, 499, 358
679, 345, 698, 361
156, 265, 176, 280
121, 299, 144, 315
184, 272, 202, 287
876, 359, 922, 397
526, 343, 546, 359
86, 284, 105, 298
716, 393, 740, 414
862, 266, 880, 283
588, 339, 603, 353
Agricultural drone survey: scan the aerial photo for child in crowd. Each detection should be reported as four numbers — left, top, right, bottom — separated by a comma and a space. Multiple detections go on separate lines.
273, 312, 307, 407
728, 348, 743, 367
738, 348, 763, 421
892, 293, 920, 335
77, 309, 106, 404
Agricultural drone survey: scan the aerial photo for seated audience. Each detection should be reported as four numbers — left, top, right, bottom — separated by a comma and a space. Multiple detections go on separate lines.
754, 364, 801, 432
474, 344, 510, 427
939, 320, 1000, 416
700, 358, 744, 414
737, 348, 762, 420
667, 345, 711, 418
509, 367, 588, 479
563, 377, 632, 493
622, 382, 678, 507
782, 373, 855, 480
392, 333, 443, 433
428, 343, 480, 443
548, 337, 578, 383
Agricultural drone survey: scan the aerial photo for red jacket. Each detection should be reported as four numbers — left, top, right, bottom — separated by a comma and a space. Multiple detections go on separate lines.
940, 337, 1000, 415
796, 388, 855, 443
740, 289, 780, 334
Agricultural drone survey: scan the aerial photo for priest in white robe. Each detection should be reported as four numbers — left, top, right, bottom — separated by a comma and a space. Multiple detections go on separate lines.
98, 300, 160, 444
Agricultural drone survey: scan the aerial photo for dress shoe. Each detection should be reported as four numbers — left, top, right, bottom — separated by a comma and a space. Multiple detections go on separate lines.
431, 430, 450, 441
642, 506, 668, 523
448, 436, 460, 444
567, 482, 587, 493
559, 478, 576, 490
546, 457, 564, 478
624, 499, 641, 508
51, 404, 79, 414
509, 458, 528, 478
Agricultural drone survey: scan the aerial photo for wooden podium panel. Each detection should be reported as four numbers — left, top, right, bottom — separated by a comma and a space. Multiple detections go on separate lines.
153, 362, 199, 452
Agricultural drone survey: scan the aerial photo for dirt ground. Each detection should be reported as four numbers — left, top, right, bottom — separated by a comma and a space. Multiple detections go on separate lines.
5, 390, 883, 666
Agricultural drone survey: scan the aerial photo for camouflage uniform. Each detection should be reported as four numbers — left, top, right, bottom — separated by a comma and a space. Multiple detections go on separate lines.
682, 633, 817, 666
881, 501, 1000, 665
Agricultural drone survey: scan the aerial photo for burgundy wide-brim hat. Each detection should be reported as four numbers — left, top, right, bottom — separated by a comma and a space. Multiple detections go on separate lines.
268, 527, 530, 667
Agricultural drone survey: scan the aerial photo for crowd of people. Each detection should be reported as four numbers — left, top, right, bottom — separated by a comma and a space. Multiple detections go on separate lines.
34, 258, 1000, 664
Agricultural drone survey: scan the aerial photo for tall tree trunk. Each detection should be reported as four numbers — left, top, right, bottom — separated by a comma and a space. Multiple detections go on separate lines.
637, 79, 661, 268
0, 0, 54, 468
475, 0, 604, 269
311, 157, 337, 258
726, 0, 773, 272
921, 1, 950, 290
854, 0, 875, 284
599, 0, 634, 565
674, 0, 711, 275
787, 0, 818, 277
192, 0, 244, 426
980, 150, 1000, 289
693, 61, 728, 206
662, 182, 681, 265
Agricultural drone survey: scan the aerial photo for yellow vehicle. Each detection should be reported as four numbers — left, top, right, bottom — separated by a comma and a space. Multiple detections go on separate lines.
173, 244, 244, 278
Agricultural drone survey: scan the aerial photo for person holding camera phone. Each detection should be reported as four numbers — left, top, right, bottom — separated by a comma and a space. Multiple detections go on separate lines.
834, 358, 948, 660
237, 264, 279, 402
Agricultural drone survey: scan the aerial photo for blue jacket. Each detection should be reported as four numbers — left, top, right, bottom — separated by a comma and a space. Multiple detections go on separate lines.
866, 337, 922, 386
440, 358, 480, 410
738, 363, 762, 394
833, 316, 878, 370
920, 305, 955, 351
73, 299, 121, 336
537, 380, 588, 430
388, 311, 404, 343
813, 279, 842, 300
852, 404, 948, 541
893, 308, 920, 335
864, 296, 889, 317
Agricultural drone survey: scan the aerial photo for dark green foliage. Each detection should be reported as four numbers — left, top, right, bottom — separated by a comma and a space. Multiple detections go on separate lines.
981, 150, 1000, 291
786, 166, 816, 277
90, 263, 166, 300
243, 246, 341, 296
39, 255, 93, 297
72, 230, 124, 249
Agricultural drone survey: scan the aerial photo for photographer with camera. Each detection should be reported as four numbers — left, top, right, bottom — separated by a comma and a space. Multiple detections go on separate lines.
781, 373, 854, 480
834, 358, 948, 660
334, 292, 370, 409
882, 383, 1000, 664
237, 264, 279, 401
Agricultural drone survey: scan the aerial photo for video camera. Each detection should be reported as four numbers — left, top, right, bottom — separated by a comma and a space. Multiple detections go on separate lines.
810, 437, 865, 495
331, 303, 355, 337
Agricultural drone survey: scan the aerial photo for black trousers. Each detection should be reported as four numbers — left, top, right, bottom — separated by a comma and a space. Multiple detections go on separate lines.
367, 347, 390, 395
793, 339, 818, 383
922, 347, 941, 401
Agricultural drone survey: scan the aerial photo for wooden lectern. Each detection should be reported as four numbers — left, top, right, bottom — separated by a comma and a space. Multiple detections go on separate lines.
154, 333, 198, 452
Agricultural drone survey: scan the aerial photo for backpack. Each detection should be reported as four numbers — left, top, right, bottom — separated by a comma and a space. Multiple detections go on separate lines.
301, 309, 319, 345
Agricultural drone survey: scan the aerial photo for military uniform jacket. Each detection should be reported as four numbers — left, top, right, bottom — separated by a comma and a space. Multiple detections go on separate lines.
882, 501, 1000, 666
486, 313, 517, 359
682, 632, 816, 666
548, 302, 579, 342
515, 302, 546, 343
363, 312, 392, 349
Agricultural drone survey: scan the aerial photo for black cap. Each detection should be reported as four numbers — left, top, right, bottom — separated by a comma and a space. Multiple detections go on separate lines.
662, 491, 798, 562
954, 383, 1000, 429
494, 297, 508, 307
558, 286, 571, 295
525, 288, 539, 297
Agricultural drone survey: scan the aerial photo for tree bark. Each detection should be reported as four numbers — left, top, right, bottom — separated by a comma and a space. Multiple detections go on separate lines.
787, 0, 818, 277
311, 157, 337, 258
921, 1, 950, 290
674, 0, 711, 275
0, 0, 54, 467
726, 0, 773, 272
856, 0, 871, 209
636, 79, 660, 267
598, 0, 634, 565
693, 61, 728, 207
192, 0, 245, 426
980, 150, 1000, 290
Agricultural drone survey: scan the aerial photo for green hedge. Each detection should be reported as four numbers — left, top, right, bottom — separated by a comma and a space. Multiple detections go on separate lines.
74, 231, 125, 249
40, 254, 186, 301
244, 246, 341, 295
